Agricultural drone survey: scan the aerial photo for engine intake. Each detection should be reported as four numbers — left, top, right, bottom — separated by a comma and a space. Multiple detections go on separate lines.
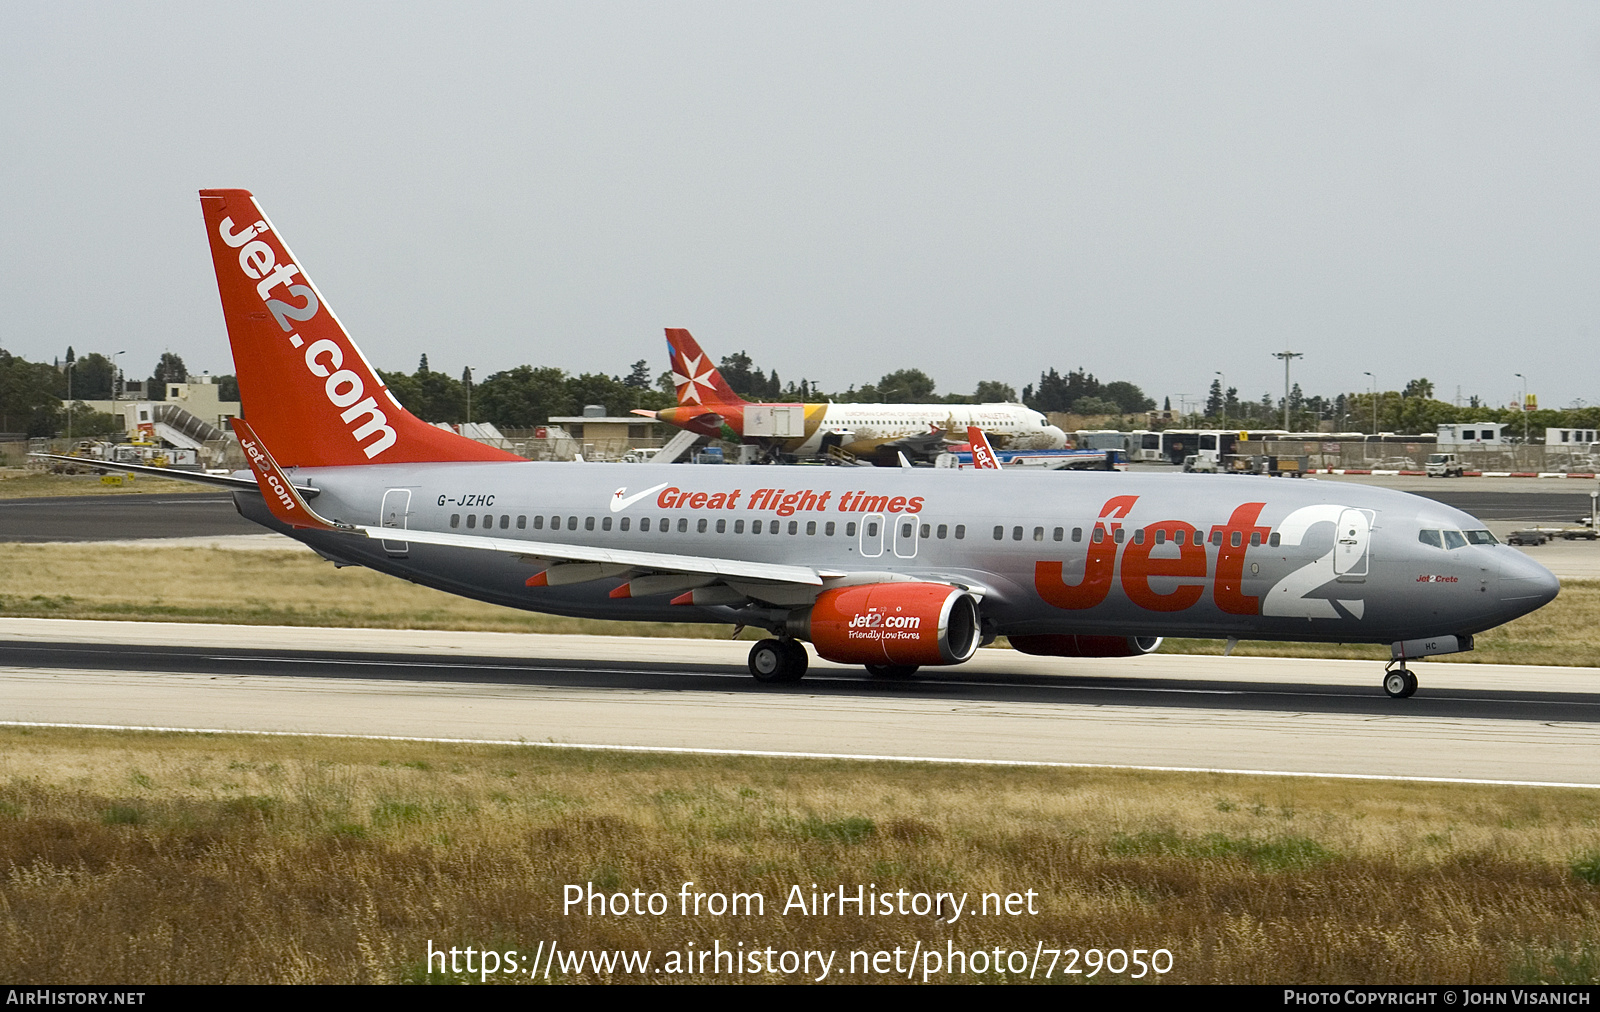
788, 582, 981, 667
1009, 634, 1163, 658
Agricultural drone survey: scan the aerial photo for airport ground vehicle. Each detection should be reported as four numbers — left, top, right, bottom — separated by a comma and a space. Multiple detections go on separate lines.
39, 190, 1560, 699
1426, 453, 1465, 478
1182, 454, 1217, 473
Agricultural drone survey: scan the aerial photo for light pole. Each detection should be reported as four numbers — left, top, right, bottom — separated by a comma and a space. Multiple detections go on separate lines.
464, 366, 473, 425
65, 359, 74, 440
1215, 370, 1226, 428
1273, 351, 1302, 431
1514, 372, 1529, 466
1363, 371, 1377, 434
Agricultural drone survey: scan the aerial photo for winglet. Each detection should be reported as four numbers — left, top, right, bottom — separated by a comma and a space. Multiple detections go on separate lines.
230, 418, 352, 532
966, 426, 1001, 469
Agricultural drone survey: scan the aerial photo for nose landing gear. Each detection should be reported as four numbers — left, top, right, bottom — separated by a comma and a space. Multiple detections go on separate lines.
1382, 663, 1418, 699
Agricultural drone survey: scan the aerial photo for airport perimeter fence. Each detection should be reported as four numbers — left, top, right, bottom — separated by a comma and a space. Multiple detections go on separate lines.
1242, 439, 1596, 473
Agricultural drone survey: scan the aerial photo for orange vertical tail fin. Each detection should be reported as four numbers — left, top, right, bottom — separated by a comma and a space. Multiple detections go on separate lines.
200, 189, 521, 468
967, 426, 1001, 469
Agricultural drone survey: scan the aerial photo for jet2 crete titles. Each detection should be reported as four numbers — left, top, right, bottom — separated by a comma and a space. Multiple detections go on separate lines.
40, 189, 1560, 701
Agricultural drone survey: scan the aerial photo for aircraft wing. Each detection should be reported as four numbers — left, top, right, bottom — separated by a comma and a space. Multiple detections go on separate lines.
27, 453, 320, 496
229, 419, 827, 587
874, 426, 951, 461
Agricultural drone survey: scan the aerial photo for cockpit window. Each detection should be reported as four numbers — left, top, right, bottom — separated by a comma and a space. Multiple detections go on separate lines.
1442, 530, 1468, 550
1464, 530, 1498, 545
1418, 530, 1442, 549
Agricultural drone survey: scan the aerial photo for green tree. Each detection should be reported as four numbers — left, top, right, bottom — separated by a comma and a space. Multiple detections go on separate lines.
473, 366, 573, 426
72, 353, 115, 400
0, 348, 66, 435
146, 352, 188, 402
1103, 380, 1154, 414
876, 369, 937, 402
972, 380, 1017, 403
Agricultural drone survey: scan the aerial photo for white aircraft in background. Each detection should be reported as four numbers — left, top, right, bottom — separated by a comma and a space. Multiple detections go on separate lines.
638, 328, 1068, 462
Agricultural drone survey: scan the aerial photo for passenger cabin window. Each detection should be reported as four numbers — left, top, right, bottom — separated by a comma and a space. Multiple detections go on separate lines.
640, 517, 651, 532
953, 524, 963, 539
602, 517, 612, 531
1071, 527, 1082, 542
585, 517, 595, 531
849, 522, 860, 537
1268, 532, 1280, 547
516, 516, 526, 530
993, 526, 1004, 541
466, 515, 476, 529
450, 514, 460, 528
620, 517, 630, 531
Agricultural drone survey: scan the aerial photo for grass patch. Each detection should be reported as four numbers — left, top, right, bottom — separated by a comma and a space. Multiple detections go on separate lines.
0, 467, 217, 499
0, 726, 1598, 984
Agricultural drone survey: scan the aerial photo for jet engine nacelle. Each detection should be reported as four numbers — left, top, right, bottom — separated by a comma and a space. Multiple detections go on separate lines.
788, 582, 981, 667
1009, 634, 1163, 658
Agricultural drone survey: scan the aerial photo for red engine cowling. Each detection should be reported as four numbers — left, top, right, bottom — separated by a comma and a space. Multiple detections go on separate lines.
789, 582, 981, 667
1009, 634, 1163, 658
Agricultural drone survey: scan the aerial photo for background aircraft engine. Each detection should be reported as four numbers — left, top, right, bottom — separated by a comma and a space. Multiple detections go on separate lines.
788, 583, 981, 667
1008, 634, 1163, 658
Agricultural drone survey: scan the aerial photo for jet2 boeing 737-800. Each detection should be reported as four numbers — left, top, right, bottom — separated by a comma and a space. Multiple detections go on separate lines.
40, 190, 1559, 698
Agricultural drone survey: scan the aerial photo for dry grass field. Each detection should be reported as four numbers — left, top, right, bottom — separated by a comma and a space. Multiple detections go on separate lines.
1, 542, 1597, 662
0, 467, 216, 499
0, 726, 1596, 984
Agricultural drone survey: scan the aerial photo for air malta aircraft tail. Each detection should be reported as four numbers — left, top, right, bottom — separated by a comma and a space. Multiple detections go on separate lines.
664, 328, 743, 407
199, 189, 520, 468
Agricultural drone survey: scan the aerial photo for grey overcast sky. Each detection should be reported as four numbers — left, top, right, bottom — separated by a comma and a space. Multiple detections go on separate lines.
3, 2, 1598, 410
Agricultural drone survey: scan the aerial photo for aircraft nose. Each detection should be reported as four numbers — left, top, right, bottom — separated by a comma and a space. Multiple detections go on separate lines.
1498, 549, 1559, 615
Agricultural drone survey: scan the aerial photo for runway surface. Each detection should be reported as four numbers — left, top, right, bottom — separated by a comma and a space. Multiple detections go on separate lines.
0, 493, 258, 542
4, 619, 1598, 786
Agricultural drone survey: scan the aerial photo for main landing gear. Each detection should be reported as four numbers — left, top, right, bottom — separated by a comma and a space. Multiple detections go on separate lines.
748, 638, 808, 684
1382, 663, 1418, 699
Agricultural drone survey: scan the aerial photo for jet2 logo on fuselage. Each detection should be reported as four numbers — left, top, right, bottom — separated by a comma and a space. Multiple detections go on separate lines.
1036, 495, 1371, 620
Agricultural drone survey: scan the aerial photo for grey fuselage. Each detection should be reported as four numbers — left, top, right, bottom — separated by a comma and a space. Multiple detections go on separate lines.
235, 462, 1559, 647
